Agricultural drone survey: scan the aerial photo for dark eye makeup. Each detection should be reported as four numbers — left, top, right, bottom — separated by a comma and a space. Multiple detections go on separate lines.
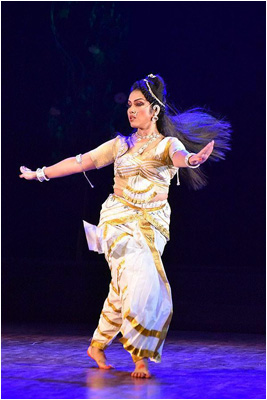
127, 102, 145, 108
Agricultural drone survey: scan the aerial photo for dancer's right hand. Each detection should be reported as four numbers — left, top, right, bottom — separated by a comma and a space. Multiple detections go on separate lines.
19, 166, 37, 180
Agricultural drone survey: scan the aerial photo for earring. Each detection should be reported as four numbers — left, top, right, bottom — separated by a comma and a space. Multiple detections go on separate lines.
152, 104, 160, 123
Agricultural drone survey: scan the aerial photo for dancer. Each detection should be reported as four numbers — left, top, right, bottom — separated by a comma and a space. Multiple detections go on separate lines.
19, 74, 231, 378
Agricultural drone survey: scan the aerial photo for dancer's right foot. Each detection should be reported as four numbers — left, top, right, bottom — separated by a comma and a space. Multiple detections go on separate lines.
131, 358, 151, 378
87, 346, 113, 369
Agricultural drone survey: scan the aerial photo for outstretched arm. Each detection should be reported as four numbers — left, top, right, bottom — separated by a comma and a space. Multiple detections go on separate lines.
172, 140, 214, 168
19, 151, 96, 181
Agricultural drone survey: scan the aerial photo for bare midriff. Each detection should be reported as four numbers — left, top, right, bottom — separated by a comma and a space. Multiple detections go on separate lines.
114, 188, 168, 203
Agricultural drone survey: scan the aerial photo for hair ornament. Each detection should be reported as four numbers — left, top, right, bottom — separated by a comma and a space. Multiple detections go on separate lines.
143, 78, 166, 108
147, 74, 156, 78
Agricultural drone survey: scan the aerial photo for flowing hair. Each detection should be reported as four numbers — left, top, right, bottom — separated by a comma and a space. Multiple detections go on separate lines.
130, 74, 232, 190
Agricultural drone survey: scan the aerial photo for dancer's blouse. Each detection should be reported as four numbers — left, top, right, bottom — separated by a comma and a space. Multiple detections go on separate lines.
88, 135, 186, 205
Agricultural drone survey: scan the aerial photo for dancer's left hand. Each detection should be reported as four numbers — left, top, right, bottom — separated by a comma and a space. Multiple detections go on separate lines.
188, 140, 214, 166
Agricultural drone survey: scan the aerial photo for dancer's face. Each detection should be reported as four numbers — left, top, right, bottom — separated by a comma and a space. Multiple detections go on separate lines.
127, 90, 153, 129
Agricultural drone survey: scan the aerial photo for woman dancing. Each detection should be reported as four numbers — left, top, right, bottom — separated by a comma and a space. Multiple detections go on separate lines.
19, 74, 231, 378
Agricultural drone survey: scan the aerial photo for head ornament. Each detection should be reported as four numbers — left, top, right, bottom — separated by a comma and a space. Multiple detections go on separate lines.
143, 74, 166, 108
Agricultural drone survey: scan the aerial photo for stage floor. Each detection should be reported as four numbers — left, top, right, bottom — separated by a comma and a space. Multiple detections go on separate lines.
1, 324, 266, 399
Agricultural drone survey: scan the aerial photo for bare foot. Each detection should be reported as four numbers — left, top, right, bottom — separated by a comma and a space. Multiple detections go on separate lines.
131, 358, 151, 379
87, 346, 113, 369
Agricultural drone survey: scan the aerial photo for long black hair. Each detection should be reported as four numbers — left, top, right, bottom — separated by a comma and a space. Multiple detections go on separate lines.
130, 74, 232, 190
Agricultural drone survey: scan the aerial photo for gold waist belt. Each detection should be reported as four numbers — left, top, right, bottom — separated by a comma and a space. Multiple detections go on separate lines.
112, 194, 167, 211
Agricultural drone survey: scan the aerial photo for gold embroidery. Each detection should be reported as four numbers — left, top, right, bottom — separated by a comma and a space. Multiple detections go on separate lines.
162, 138, 172, 162
97, 327, 114, 340
131, 354, 145, 363
116, 169, 168, 185
154, 310, 173, 355
101, 215, 138, 227
137, 218, 173, 350
125, 183, 154, 194
116, 170, 143, 179
122, 285, 128, 295
107, 232, 129, 261
117, 259, 126, 288
117, 259, 125, 274
101, 311, 122, 328
123, 308, 130, 319
126, 315, 162, 338
114, 139, 173, 186
145, 234, 152, 242
99, 205, 170, 241
143, 211, 170, 240
111, 281, 119, 296
107, 298, 121, 313
122, 191, 158, 205
117, 267, 125, 284
156, 211, 170, 226
138, 219, 171, 297
119, 337, 161, 361
112, 194, 166, 211
91, 339, 108, 350
103, 223, 108, 240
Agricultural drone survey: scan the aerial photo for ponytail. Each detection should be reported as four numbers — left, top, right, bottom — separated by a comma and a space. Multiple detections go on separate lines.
160, 107, 232, 189
131, 74, 232, 190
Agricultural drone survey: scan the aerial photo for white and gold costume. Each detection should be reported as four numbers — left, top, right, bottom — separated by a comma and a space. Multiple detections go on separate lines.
83, 134, 186, 362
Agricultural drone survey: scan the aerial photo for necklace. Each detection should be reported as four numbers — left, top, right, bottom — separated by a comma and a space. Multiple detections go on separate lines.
134, 132, 160, 142
129, 132, 161, 157
114, 132, 161, 174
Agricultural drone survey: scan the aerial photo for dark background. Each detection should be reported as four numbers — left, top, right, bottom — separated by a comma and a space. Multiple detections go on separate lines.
2, 1, 266, 334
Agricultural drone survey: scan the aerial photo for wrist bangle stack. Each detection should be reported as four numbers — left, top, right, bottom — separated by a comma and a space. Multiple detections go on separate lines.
184, 153, 200, 169
36, 167, 50, 182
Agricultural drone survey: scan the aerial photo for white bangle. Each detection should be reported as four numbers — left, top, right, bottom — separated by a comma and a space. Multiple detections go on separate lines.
36, 166, 50, 182
76, 154, 82, 164
184, 153, 200, 169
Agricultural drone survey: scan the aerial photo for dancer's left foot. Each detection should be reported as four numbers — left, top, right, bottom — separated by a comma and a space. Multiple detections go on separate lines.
131, 358, 151, 378
87, 346, 113, 369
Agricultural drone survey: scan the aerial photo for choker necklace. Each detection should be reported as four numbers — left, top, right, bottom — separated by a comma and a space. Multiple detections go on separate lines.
128, 132, 161, 157
134, 132, 160, 142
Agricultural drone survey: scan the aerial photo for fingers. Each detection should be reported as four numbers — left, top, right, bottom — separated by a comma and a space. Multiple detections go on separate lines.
207, 140, 214, 154
19, 166, 34, 180
193, 140, 214, 164
199, 140, 214, 155
20, 166, 32, 173
207, 140, 214, 152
